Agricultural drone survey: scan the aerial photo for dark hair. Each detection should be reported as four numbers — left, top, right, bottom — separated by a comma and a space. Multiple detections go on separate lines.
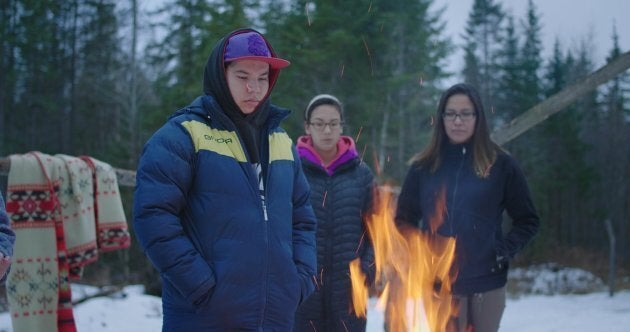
410, 83, 500, 177
304, 94, 344, 122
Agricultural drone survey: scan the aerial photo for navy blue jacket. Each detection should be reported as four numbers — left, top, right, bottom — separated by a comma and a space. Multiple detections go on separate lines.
396, 142, 539, 295
133, 95, 317, 331
294, 141, 375, 332
0, 193, 15, 283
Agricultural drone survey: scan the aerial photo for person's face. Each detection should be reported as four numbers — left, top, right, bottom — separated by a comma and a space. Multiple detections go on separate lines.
226, 60, 270, 114
443, 94, 477, 144
305, 104, 343, 154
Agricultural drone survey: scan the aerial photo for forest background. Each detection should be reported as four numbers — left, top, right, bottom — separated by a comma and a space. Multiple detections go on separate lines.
0, 0, 628, 296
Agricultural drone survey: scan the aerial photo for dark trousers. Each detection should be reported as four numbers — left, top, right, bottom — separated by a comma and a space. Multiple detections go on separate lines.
454, 286, 506, 332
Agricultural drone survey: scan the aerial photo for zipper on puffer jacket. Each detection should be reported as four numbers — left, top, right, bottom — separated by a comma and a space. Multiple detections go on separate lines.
257, 162, 268, 222
323, 175, 333, 329
449, 146, 466, 234
257, 130, 270, 328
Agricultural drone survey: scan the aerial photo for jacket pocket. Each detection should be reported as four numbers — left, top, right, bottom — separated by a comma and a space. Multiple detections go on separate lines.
193, 285, 215, 313
456, 213, 499, 278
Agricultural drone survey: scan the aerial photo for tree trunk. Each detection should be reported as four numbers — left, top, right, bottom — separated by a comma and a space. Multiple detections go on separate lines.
605, 219, 616, 297
378, 94, 391, 175
129, 0, 139, 168
64, 0, 79, 154
0, 1, 12, 155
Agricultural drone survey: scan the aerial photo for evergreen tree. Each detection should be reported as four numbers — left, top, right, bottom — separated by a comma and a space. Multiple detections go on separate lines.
496, 3, 544, 258
74, 0, 123, 157
543, 39, 567, 95
461, 0, 504, 111
533, 41, 596, 251
462, 46, 481, 96
602, 23, 629, 120
495, 14, 521, 124
495, 0, 542, 125
523, 38, 569, 259
0, 0, 123, 157
263, 0, 451, 181
588, 24, 630, 264
505, 0, 544, 179
363, 0, 451, 178
261, 0, 339, 131
518, 0, 543, 109
0, 0, 19, 155
5, 0, 71, 154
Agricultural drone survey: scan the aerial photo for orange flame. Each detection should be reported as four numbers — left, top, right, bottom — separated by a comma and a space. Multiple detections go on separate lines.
350, 185, 458, 331
349, 258, 368, 317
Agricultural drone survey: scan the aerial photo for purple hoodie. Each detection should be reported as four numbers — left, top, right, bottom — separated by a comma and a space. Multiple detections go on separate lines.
296, 135, 359, 176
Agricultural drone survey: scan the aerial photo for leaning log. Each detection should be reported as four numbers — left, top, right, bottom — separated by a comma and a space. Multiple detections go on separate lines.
492, 51, 630, 145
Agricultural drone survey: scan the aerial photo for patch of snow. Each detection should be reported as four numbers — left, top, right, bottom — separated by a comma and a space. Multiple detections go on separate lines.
509, 263, 605, 295
0, 264, 627, 331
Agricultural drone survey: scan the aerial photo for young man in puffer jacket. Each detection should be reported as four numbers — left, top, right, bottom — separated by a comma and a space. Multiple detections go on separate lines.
134, 28, 317, 331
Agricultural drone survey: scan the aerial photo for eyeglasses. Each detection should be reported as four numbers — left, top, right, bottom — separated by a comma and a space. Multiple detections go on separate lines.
308, 121, 343, 131
442, 111, 476, 122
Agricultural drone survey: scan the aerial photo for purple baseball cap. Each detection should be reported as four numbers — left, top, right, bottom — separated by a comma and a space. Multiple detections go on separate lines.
224, 31, 290, 69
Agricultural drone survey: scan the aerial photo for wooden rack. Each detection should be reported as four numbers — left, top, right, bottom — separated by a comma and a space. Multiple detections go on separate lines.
0, 157, 137, 187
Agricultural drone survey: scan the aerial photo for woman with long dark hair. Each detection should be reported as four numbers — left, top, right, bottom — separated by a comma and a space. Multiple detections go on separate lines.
396, 83, 540, 331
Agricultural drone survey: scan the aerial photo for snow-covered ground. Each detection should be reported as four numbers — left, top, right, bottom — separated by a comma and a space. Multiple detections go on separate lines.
0, 265, 628, 331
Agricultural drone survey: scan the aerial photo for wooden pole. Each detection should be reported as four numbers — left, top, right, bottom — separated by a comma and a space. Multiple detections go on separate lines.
604, 219, 616, 297
491, 51, 630, 145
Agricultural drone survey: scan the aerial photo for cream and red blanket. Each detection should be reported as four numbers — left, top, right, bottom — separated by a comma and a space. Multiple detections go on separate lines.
5, 152, 130, 332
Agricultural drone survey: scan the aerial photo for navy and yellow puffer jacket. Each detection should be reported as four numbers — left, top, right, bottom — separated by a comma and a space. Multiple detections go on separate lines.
133, 95, 317, 331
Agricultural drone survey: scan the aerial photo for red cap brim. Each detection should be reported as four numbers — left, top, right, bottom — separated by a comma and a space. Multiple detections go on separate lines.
226, 56, 290, 69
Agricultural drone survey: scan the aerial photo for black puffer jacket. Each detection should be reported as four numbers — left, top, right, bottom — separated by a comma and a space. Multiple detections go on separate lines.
294, 141, 375, 332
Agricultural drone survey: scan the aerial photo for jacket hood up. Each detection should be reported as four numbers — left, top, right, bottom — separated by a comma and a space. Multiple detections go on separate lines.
202, 28, 283, 125
201, 28, 286, 162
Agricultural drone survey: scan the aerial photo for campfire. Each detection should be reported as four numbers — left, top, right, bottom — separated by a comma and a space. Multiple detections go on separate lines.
350, 185, 458, 331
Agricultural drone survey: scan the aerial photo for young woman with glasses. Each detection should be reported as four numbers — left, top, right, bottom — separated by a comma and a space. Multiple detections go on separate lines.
395, 83, 540, 332
294, 94, 376, 332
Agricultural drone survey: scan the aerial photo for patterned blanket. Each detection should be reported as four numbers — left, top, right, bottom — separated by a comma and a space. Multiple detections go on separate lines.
5, 152, 130, 332
80, 156, 131, 252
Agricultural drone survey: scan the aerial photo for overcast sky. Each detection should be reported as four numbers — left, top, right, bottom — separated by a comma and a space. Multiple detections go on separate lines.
433, 0, 629, 77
